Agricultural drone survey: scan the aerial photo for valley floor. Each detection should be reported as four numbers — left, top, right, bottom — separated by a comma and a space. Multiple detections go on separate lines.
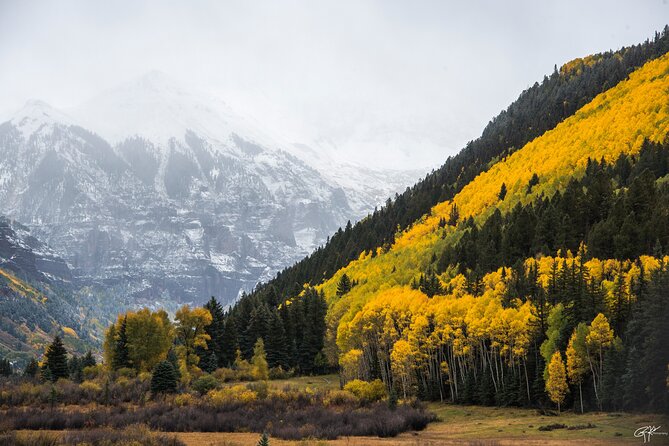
169, 404, 667, 445
20, 404, 667, 445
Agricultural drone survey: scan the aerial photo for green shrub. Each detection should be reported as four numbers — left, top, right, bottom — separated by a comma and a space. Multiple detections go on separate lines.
191, 374, 219, 395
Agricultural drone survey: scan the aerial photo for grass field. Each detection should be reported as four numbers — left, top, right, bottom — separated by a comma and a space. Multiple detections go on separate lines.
181, 374, 668, 445
168, 403, 667, 445
13, 374, 668, 445
265, 374, 342, 392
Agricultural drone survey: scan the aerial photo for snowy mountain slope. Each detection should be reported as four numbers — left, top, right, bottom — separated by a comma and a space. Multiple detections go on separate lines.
0, 73, 422, 310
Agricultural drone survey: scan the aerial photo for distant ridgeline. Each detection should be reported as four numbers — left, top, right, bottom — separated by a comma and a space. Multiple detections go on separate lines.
207, 28, 669, 413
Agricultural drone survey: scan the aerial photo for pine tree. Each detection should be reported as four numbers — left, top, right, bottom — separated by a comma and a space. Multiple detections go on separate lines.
202, 297, 225, 368
166, 348, 182, 382
23, 358, 39, 377
40, 365, 53, 382
82, 350, 96, 368
448, 203, 460, 226
150, 360, 178, 394
220, 318, 238, 367
0, 358, 11, 376
265, 310, 289, 369
498, 182, 507, 201
257, 432, 270, 446
44, 336, 69, 381
243, 304, 270, 358
68, 356, 83, 382
336, 273, 352, 297
113, 316, 131, 370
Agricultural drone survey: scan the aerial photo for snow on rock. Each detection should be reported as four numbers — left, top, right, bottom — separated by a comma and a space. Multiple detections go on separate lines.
0, 72, 422, 310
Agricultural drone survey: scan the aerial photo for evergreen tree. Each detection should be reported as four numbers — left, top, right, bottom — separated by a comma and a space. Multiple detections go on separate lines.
265, 310, 289, 369
82, 350, 96, 368
112, 316, 131, 370
622, 266, 669, 412
526, 173, 540, 193
167, 347, 182, 382
23, 358, 39, 378
44, 336, 69, 381
40, 365, 53, 382
336, 273, 352, 297
150, 360, 178, 394
498, 182, 507, 201
68, 356, 83, 382
220, 318, 239, 367
242, 304, 270, 358
201, 297, 225, 369
257, 432, 270, 446
0, 358, 11, 376
448, 203, 460, 226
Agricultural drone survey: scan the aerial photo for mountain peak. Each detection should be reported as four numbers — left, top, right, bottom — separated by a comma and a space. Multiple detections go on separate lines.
9, 99, 74, 137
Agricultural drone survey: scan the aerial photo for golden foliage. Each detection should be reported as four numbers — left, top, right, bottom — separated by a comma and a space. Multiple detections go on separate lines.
313, 54, 669, 369
546, 351, 569, 411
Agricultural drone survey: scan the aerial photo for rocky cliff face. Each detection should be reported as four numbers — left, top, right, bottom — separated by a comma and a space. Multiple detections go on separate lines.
0, 74, 419, 311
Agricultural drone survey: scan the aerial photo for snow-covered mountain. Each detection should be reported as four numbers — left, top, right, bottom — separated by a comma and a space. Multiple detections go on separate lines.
0, 72, 421, 310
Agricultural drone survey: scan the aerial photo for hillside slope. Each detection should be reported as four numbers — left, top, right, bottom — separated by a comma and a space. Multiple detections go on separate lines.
246, 28, 669, 303
0, 218, 93, 364
221, 31, 669, 413
321, 51, 669, 342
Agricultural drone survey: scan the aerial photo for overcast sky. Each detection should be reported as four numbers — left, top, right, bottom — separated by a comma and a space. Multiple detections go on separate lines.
0, 1, 667, 169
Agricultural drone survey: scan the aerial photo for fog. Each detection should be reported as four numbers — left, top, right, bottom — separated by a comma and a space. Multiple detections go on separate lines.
0, 0, 666, 168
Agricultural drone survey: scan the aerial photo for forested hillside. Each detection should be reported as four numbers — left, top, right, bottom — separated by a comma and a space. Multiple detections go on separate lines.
0, 219, 94, 364
248, 27, 669, 301
212, 30, 669, 414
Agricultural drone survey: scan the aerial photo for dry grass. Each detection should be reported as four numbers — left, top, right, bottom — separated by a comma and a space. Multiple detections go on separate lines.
12, 401, 667, 445
171, 404, 667, 445
266, 374, 341, 392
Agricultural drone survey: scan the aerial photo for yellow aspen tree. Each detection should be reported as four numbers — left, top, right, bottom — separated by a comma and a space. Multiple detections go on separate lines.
585, 313, 614, 410
126, 309, 174, 372
175, 305, 213, 374
546, 351, 569, 413
390, 339, 414, 399
252, 338, 269, 381
566, 323, 589, 413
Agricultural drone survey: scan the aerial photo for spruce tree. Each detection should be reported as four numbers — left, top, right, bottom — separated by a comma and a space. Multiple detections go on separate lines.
202, 296, 225, 368
113, 316, 131, 370
220, 318, 238, 367
23, 358, 39, 377
336, 273, 352, 297
498, 182, 507, 201
150, 360, 178, 394
44, 336, 69, 381
82, 350, 96, 368
257, 432, 270, 446
243, 304, 270, 358
265, 310, 289, 369
166, 347, 182, 382
0, 358, 11, 376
